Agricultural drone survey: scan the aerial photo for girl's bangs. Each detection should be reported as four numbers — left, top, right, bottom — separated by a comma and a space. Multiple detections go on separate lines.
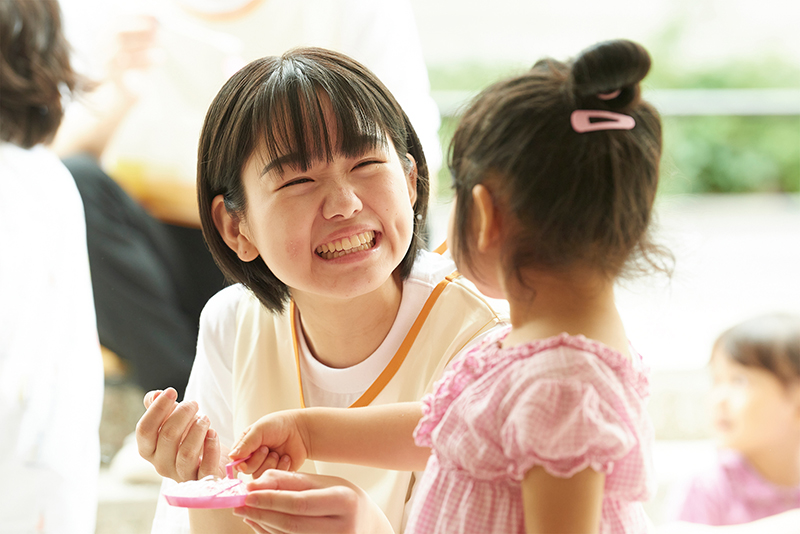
251, 69, 387, 174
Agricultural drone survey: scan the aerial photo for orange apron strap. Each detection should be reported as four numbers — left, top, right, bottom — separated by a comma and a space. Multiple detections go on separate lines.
350, 273, 455, 408
291, 271, 459, 409
290, 301, 307, 409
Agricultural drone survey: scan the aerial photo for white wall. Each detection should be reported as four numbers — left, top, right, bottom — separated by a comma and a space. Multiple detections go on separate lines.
410, 0, 800, 70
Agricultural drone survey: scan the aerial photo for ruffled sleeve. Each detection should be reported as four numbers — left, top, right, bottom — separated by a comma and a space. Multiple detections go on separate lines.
501, 378, 636, 480
413, 344, 490, 448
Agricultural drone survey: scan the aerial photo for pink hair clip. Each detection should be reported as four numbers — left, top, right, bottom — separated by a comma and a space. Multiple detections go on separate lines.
570, 110, 635, 133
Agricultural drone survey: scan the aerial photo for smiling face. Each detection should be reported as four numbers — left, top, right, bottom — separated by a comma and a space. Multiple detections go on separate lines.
234, 129, 417, 303
709, 349, 800, 456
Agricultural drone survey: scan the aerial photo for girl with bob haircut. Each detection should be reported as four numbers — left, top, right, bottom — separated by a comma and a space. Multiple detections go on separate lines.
136, 47, 504, 533
231, 39, 670, 533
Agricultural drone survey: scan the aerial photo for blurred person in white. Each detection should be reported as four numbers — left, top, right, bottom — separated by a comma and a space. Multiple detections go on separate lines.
0, 0, 104, 532
51, 0, 443, 401
666, 313, 800, 526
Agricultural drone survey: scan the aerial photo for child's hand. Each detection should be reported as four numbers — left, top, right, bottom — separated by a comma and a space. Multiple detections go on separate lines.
229, 410, 309, 478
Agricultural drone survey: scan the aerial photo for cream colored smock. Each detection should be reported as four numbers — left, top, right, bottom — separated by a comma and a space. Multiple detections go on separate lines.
151, 250, 505, 533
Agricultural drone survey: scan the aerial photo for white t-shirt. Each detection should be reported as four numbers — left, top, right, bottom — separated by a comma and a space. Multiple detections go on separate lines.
0, 143, 104, 533
150, 251, 499, 532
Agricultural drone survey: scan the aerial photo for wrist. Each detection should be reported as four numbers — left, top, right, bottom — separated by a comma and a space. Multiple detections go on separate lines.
294, 409, 315, 461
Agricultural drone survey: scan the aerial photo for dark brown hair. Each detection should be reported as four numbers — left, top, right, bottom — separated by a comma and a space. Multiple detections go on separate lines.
713, 313, 800, 386
448, 40, 671, 287
0, 0, 78, 147
198, 47, 429, 313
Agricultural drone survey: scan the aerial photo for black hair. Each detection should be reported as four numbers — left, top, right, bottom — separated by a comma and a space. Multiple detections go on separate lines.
714, 313, 800, 386
0, 0, 79, 147
198, 47, 429, 312
449, 39, 672, 289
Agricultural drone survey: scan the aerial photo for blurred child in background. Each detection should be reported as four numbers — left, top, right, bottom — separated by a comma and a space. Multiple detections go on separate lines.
669, 313, 800, 526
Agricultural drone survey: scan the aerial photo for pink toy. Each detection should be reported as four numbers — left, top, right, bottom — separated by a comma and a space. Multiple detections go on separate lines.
163, 457, 250, 509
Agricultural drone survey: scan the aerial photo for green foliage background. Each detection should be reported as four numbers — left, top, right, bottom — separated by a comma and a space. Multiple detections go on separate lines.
428, 55, 800, 199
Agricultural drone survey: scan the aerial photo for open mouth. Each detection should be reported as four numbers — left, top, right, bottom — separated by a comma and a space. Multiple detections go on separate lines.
315, 230, 376, 260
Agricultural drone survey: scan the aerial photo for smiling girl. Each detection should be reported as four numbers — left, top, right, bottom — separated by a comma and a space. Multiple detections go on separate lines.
135, 47, 504, 533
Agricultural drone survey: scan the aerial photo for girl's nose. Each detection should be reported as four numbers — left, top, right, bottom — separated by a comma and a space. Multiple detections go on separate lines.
710, 384, 729, 410
322, 181, 362, 220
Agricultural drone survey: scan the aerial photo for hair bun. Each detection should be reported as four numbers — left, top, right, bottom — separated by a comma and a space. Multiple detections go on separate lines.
570, 40, 651, 110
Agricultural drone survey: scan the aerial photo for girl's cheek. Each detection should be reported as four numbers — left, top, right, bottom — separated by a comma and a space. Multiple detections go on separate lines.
285, 239, 304, 261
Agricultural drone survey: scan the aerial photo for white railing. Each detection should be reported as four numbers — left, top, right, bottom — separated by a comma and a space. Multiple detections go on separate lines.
432, 88, 800, 117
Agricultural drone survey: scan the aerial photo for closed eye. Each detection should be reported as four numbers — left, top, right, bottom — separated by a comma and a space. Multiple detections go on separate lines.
354, 159, 384, 170
279, 177, 313, 189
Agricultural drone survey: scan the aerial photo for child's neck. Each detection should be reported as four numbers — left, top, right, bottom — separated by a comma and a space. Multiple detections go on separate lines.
744, 439, 800, 487
502, 268, 629, 357
292, 272, 403, 369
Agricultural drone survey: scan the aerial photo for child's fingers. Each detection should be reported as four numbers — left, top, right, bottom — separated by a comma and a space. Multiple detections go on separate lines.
252, 450, 281, 479
229, 427, 260, 459
237, 446, 271, 476
277, 454, 292, 472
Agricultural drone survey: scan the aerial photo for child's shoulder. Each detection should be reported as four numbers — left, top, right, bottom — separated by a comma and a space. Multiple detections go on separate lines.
460, 332, 652, 406
503, 333, 643, 374
200, 284, 251, 323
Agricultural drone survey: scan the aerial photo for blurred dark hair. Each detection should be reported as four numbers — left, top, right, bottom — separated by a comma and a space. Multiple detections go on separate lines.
713, 313, 800, 386
448, 39, 672, 288
0, 0, 78, 147
198, 47, 429, 313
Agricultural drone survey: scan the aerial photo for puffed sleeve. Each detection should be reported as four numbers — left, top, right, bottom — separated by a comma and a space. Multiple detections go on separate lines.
501, 379, 636, 480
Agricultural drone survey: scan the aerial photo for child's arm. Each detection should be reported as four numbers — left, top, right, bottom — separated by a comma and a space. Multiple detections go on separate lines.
229, 402, 430, 475
521, 465, 606, 534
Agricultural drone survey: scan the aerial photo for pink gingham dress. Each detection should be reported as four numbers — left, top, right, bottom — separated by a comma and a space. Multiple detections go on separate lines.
407, 326, 656, 534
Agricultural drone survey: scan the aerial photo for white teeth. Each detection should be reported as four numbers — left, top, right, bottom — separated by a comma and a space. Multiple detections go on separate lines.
316, 231, 375, 259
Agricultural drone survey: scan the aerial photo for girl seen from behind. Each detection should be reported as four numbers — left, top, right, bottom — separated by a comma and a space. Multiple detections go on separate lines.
231, 39, 671, 533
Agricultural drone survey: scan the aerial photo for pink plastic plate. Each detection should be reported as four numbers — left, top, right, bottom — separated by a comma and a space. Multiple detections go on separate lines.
163, 457, 250, 509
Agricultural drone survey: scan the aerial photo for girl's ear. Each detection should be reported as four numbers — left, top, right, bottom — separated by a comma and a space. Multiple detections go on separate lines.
404, 153, 418, 207
211, 195, 259, 262
471, 184, 501, 252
